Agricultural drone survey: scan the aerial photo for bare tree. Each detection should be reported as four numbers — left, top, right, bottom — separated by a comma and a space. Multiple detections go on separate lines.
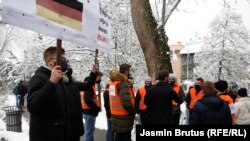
100, 0, 148, 86
0, 25, 14, 57
194, 0, 250, 82
131, 0, 181, 80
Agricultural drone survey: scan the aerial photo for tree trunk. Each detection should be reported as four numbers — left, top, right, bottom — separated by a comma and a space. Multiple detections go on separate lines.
131, 0, 172, 80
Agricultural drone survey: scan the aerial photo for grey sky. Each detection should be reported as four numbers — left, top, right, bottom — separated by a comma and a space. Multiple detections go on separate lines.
165, 0, 250, 44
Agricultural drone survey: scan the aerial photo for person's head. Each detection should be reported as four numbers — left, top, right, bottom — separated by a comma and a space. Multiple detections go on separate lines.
19, 80, 24, 85
144, 76, 152, 88
194, 77, 204, 91
96, 72, 103, 84
201, 81, 215, 95
157, 70, 169, 82
237, 88, 248, 97
119, 63, 131, 77
168, 73, 177, 86
214, 80, 228, 93
105, 84, 110, 90
43, 47, 65, 70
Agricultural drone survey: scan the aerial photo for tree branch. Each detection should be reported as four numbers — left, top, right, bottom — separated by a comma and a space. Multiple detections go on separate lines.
155, 0, 161, 23
162, 0, 181, 27
161, 0, 166, 25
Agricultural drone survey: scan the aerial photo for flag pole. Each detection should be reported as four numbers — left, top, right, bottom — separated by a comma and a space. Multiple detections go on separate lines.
95, 49, 102, 111
56, 39, 62, 65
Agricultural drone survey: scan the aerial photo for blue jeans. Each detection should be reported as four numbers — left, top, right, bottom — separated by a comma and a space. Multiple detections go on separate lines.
17, 95, 24, 107
106, 118, 115, 141
83, 114, 96, 141
15, 95, 19, 107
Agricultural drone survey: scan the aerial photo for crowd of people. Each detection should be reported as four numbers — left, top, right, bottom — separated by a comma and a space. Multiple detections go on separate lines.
12, 46, 250, 141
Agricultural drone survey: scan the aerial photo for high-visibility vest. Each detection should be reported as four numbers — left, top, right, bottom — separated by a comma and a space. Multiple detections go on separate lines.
109, 81, 135, 116
188, 88, 203, 110
219, 94, 236, 124
130, 87, 135, 98
81, 86, 100, 110
138, 86, 147, 110
172, 84, 180, 106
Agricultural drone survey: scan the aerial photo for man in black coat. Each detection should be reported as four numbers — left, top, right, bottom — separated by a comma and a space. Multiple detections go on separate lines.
144, 70, 183, 124
190, 81, 232, 124
81, 74, 102, 141
17, 80, 27, 110
27, 47, 98, 141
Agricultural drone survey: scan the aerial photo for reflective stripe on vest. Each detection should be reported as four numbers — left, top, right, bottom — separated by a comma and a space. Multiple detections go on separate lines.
219, 94, 236, 124
188, 88, 203, 110
138, 86, 147, 110
109, 81, 135, 116
172, 84, 180, 106
81, 86, 100, 110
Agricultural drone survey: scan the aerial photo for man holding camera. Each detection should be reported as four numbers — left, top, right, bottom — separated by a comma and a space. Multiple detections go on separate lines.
27, 47, 98, 141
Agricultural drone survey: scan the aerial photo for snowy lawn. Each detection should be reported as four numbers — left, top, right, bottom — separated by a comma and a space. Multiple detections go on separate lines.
0, 93, 109, 141
0, 94, 29, 141
0, 92, 188, 141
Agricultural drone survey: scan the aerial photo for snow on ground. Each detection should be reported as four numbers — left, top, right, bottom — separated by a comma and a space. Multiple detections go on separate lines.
0, 94, 29, 141
0, 92, 109, 141
0, 91, 150, 141
94, 93, 108, 130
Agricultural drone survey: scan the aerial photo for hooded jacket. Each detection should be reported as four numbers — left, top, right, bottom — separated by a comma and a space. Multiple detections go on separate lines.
27, 66, 97, 141
190, 94, 232, 124
109, 70, 135, 133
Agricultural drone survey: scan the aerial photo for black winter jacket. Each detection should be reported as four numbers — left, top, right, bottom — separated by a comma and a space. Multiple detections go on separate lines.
144, 82, 183, 124
82, 86, 100, 117
18, 84, 27, 96
103, 88, 111, 118
190, 94, 232, 124
27, 66, 97, 141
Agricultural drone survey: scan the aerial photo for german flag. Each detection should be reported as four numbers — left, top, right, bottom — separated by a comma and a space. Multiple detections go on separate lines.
36, 0, 83, 31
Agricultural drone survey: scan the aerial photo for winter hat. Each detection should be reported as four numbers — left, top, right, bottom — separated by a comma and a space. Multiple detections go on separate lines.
237, 88, 248, 97
169, 73, 176, 79
145, 76, 152, 82
214, 80, 228, 92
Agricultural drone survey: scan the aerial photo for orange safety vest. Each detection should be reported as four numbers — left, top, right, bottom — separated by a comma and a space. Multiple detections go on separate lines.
81, 86, 100, 110
188, 88, 203, 110
219, 94, 236, 124
138, 86, 147, 110
172, 84, 180, 106
109, 81, 135, 116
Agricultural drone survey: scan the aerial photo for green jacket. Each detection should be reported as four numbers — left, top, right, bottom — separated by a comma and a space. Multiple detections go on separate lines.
109, 70, 135, 133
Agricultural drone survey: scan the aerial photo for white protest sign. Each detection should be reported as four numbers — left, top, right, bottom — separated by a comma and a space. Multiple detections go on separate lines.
2, 0, 103, 50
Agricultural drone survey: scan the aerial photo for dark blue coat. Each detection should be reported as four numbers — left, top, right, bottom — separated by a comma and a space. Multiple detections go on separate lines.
190, 94, 232, 124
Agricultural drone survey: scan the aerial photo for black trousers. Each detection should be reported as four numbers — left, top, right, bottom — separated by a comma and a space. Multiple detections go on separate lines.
115, 132, 131, 141
173, 112, 180, 125
140, 110, 147, 125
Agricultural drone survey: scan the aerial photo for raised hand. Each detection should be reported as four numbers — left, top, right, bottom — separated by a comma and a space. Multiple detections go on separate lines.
50, 66, 62, 84
92, 64, 99, 73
